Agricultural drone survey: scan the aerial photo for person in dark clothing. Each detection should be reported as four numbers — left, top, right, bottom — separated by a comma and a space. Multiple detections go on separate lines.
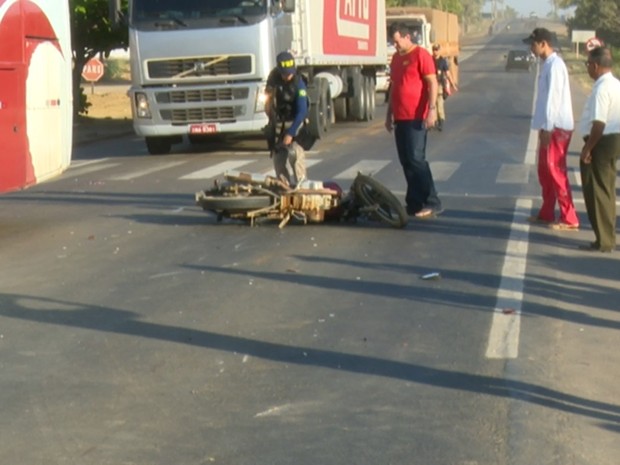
432, 44, 457, 131
264, 51, 308, 186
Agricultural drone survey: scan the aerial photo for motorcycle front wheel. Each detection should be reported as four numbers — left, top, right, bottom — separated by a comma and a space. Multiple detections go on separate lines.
353, 174, 408, 228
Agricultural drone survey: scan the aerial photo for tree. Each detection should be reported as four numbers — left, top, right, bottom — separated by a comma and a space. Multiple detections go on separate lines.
71, 0, 128, 115
566, 0, 620, 47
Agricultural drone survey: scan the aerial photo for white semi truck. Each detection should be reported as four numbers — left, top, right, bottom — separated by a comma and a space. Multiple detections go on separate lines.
127, 0, 387, 155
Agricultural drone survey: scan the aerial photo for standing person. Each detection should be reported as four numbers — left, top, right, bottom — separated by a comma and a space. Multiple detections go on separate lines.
578, 46, 620, 252
385, 23, 443, 218
264, 51, 308, 186
523, 27, 580, 231
432, 44, 458, 131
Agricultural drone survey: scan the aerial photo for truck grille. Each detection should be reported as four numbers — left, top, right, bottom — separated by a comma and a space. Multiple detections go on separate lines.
156, 87, 250, 104
161, 106, 242, 124
147, 55, 252, 79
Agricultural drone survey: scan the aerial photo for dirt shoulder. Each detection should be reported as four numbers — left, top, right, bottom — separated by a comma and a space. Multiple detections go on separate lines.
73, 80, 133, 146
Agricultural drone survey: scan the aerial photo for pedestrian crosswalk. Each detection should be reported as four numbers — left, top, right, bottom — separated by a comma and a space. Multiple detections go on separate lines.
67, 156, 612, 187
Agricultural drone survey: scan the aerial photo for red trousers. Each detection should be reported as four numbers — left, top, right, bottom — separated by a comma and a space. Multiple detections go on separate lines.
536, 128, 579, 226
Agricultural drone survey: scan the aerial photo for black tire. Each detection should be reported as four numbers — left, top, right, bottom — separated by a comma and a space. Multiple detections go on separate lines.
364, 75, 375, 121
353, 174, 408, 228
347, 68, 366, 121
145, 136, 172, 155
197, 195, 273, 212
333, 96, 347, 121
307, 77, 330, 139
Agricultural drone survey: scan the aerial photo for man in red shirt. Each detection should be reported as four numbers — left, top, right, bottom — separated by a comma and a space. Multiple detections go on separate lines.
385, 23, 443, 218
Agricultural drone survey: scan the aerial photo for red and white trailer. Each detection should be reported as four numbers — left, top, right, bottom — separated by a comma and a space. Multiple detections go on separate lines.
0, 0, 73, 193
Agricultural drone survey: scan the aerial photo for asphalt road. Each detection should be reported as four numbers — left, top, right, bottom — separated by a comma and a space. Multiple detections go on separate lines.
1, 21, 618, 465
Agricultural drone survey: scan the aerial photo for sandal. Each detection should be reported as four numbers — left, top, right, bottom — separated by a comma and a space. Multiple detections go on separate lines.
414, 208, 435, 218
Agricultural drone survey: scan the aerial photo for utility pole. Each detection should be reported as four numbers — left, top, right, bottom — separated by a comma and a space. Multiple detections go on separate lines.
109, 0, 121, 24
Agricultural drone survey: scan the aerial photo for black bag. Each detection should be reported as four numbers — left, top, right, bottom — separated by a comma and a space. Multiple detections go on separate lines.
295, 123, 317, 150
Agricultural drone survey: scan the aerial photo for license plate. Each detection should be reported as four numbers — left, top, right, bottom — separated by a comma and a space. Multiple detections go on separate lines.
189, 123, 219, 134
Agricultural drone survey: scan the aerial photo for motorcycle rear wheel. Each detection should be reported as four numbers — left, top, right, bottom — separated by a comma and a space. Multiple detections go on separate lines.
353, 175, 408, 228
198, 195, 273, 212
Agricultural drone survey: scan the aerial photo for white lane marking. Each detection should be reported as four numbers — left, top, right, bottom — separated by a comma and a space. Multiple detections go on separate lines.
429, 161, 460, 182
261, 158, 322, 177
525, 130, 538, 166
70, 158, 110, 168
66, 162, 120, 177
525, 64, 540, 166
496, 164, 530, 184
333, 160, 390, 179
180, 160, 256, 180
485, 200, 532, 359
108, 161, 187, 181
569, 167, 581, 187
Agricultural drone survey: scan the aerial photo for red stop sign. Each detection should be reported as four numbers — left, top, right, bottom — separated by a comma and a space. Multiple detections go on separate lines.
82, 58, 105, 82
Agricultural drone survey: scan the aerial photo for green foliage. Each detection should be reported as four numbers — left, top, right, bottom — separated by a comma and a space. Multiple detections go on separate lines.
77, 86, 92, 115
103, 58, 130, 81
70, 0, 128, 116
567, 0, 620, 47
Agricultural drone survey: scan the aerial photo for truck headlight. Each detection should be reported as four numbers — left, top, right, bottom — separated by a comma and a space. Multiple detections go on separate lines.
134, 92, 152, 119
255, 85, 267, 113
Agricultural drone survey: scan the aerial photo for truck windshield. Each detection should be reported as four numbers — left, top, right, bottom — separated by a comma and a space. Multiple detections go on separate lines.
130, 0, 268, 30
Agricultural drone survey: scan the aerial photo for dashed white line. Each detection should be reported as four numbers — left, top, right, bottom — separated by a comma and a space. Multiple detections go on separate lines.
180, 160, 256, 180
333, 160, 390, 179
108, 161, 187, 180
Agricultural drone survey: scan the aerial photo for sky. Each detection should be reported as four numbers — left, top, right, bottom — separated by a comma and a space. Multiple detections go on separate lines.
490, 0, 570, 18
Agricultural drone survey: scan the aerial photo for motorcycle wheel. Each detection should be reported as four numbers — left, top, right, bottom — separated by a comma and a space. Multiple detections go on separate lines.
198, 195, 273, 212
353, 174, 408, 228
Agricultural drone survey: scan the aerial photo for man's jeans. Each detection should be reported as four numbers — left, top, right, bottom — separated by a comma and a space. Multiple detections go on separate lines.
394, 120, 441, 213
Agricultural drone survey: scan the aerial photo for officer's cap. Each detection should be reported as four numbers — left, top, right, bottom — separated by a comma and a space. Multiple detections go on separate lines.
276, 51, 296, 75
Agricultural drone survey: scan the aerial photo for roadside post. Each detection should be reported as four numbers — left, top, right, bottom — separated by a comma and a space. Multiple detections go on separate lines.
571, 29, 596, 58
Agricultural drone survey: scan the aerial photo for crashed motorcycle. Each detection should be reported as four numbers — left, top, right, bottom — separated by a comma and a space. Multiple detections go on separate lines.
195, 171, 408, 229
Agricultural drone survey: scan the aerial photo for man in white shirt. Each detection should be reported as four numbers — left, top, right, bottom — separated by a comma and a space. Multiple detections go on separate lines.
579, 46, 620, 252
524, 28, 580, 230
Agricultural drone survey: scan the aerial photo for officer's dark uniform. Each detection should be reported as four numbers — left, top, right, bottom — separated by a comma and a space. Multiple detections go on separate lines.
265, 51, 309, 185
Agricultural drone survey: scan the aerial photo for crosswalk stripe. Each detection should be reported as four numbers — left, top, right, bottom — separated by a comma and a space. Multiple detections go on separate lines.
66, 162, 121, 177
569, 167, 581, 187
180, 160, 256, 180
496, 164, 530, 184
70, 158, 110, 168
109, 161, 187, 181
261, 158, 323, 177
67, 158, 606, 190
333, 160, 390, 179
429, 161, 460, 182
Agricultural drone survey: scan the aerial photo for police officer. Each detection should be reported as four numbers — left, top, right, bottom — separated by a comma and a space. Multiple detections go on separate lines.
265, 51, 308, 186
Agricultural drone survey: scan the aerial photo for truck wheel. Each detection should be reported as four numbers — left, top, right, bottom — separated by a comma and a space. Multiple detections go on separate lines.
333, 96, 347, 121
321, 81, 332, 133
307, 77, 330, 139
364, 76, 376, 121
348, 69, 366, 121
145, 136, 172, 155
